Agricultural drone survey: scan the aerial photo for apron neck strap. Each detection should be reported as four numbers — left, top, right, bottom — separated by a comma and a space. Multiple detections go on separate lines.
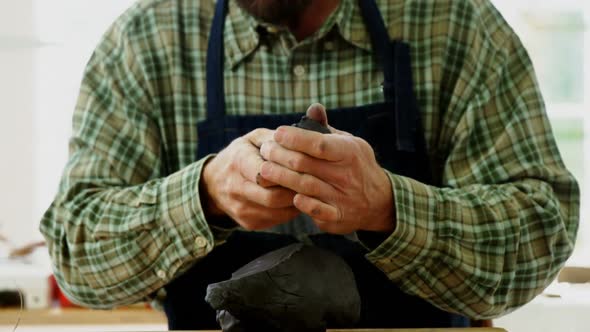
206, 0, 228, 123
357, 0, 395, 99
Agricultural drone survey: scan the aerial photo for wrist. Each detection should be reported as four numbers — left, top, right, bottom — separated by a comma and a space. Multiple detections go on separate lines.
366, 170, 396, 233
200, 156, 225, 217
369, 204, 395, 233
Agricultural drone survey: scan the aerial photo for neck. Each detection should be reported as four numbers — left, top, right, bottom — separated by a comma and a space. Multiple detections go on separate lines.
288, 0, 341, 41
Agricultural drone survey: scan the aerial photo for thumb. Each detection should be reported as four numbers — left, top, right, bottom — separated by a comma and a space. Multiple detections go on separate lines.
305, 103, 328, 127
306, 103, 352, 136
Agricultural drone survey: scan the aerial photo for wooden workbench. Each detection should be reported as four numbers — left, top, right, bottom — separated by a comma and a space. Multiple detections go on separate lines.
0, 309, 506, 331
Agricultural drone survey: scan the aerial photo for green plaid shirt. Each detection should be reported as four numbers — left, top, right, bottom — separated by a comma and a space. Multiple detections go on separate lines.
40, 0, 579, 319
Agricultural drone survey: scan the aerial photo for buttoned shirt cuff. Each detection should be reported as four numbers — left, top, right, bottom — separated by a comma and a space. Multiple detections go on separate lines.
158, 155, 218, 259
365, 171, 439, 282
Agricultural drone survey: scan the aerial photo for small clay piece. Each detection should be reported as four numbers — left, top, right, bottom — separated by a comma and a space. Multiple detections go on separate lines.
205, 243, 361, 332
292, 116, 331, 134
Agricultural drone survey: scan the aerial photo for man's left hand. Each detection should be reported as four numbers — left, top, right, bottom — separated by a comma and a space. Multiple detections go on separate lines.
259, 106, 396, 235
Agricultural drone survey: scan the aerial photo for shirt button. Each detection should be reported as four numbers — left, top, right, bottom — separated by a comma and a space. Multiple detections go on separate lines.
324, 41, 335, 51
293, 65, 306, 77
195, 236, 208, 249
157, 270, 166, 280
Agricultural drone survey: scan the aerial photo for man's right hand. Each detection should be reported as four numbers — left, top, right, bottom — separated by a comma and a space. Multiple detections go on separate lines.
200, 129, 300, 230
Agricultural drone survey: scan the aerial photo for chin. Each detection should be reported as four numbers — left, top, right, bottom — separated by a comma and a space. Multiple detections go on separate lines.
235, 0, 311, 25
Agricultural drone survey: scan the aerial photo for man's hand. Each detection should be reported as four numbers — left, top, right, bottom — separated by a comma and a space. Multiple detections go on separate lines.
259, 104, 395, 234
201, 129, 300, 230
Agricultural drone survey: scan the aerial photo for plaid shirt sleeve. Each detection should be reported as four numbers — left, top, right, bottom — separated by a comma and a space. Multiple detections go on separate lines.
39, 6, 219, 308
366, 6, 580, 319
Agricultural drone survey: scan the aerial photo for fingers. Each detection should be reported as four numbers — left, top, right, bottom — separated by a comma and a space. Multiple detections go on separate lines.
274, 126, 349, 161
260, 141, 313, 173
260, 161, 336, 199
230, 202, 301, 231
238, 179, 296, 208
237, 136, 277, 188
293, 194, 341, 226
246, 128, 275, 148
255, 173, 276, 188
237, 144, 266, 182
260, 140, 346, 185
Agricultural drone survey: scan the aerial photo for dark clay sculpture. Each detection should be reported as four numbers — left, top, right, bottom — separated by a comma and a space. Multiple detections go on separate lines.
205, 243, 361, 332
292, 115, 331, 134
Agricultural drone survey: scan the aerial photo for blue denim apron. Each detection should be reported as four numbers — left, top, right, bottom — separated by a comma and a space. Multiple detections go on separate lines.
163, 0, 470, 329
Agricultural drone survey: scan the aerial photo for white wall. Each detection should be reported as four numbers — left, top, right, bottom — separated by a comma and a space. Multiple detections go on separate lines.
31, 0, 137, 246
0, 0, 36, 245
0, 0, 136, 246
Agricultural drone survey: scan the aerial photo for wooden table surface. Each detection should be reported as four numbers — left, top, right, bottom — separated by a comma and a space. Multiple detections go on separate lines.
0, 308, 166, 325
189, 330, 506, 332
0, 309, 506, 331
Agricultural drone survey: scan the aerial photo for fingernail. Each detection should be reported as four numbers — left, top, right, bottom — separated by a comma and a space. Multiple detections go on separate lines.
306, 103, 328, 126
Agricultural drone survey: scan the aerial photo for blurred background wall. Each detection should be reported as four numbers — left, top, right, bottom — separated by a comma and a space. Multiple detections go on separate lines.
0, 0, 35, 246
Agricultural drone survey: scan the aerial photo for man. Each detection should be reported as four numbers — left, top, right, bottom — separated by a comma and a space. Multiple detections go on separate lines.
40, 0, 579, 329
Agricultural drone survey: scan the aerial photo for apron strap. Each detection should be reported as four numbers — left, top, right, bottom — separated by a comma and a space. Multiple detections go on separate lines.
206, 0, 228, 123
357, 0, 417, 152
357, 0, 395, 93
393, 42, 418, 152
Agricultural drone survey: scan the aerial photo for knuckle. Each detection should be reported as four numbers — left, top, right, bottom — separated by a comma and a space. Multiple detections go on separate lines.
355, 138, 374, 157
337, 171, 352, 188
257, 128, 271, 136
233, 137, 245, 147
232, 179, 246, 197
358, 138, 371, 150
313, 139, 326, 155
272, 165, 285, 183
265, 142, 277, 161
232, 201, 246, 217
288, 155, 305, 172
232, 150, 245, 170
260, 191, 275, 207
249, 128, 263, 138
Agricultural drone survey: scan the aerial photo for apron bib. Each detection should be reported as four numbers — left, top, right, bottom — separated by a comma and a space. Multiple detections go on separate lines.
164, 0, 469, 328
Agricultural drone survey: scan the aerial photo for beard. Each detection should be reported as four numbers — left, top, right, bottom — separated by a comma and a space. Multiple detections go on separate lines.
235, 0, 312, 25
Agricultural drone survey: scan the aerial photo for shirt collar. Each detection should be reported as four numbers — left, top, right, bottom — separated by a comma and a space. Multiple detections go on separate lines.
223, 0, 260, 69
334, 0, 372, 52
223, 0, 373, 69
